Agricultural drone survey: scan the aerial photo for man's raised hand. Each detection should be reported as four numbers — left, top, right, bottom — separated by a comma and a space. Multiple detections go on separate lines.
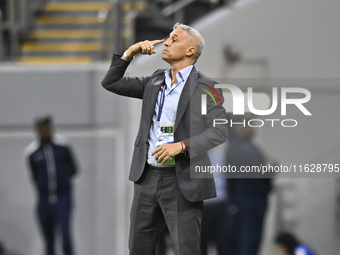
122, 39, 164, 61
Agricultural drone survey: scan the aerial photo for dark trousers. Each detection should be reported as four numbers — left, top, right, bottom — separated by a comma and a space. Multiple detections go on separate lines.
129, 165, 203, 255
157, 226, 170, 255
37, 193, 74, 255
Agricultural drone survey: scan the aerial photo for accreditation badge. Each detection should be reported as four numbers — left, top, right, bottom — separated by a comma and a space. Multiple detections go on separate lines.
156, 123, 175, 165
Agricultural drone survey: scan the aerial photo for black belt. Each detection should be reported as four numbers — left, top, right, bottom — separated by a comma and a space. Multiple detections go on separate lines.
145, 163, 176, 174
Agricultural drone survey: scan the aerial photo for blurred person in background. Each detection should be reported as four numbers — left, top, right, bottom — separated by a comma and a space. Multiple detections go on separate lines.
225, 116, 273, 255
200, 178, 228, 255
102, 22, 228, 255
23, 116, 78, 255
200, 144, 228, 255
274, 232, 317, 255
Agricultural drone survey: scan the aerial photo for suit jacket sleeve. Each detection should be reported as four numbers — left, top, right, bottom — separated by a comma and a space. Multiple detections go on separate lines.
101, 54, 152, 99
182, 84, 228, 158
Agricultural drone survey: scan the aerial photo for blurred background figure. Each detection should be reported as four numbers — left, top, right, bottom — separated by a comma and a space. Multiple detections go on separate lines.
274, 232, 317, 255
200, 144, 229, 255
200, 178, 228, 255
225, 116, 273, 255
23, 116, 78, 255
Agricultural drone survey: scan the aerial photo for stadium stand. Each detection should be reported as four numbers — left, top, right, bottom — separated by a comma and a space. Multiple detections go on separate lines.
0, 0, 226, 64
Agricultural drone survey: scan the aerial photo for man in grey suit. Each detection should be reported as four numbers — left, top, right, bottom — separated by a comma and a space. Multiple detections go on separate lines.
102, 23, 228, 255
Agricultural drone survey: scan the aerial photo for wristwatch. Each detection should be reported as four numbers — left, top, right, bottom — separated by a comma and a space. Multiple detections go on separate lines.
123, 50, 134, 61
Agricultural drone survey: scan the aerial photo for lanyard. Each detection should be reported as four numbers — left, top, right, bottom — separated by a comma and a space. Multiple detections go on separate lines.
157, 85, 166, 122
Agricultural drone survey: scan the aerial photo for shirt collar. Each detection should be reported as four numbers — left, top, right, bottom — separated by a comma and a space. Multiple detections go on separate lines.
164, 65, 194, 86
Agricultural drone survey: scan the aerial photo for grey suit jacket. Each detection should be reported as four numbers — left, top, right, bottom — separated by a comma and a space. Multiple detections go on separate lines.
102, 55, 228, 202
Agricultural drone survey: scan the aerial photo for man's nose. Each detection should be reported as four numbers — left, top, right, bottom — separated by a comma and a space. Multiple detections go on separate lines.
164, 38, 170, 46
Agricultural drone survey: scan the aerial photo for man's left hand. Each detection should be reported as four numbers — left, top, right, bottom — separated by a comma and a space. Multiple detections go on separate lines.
151, 142, 182, 164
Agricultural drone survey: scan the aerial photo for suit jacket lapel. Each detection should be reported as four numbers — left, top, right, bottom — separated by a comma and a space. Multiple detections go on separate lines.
145, 74, 165, 124
174, 67, 199, 132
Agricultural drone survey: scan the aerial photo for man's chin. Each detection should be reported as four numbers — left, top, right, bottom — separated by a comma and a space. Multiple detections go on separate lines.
161, 55, 170, 63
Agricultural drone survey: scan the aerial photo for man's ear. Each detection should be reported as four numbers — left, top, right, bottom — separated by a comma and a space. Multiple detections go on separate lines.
186, 46, 196, 58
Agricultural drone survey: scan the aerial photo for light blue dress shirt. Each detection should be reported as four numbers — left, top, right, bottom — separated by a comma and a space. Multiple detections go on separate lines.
147, 65, 193, 167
